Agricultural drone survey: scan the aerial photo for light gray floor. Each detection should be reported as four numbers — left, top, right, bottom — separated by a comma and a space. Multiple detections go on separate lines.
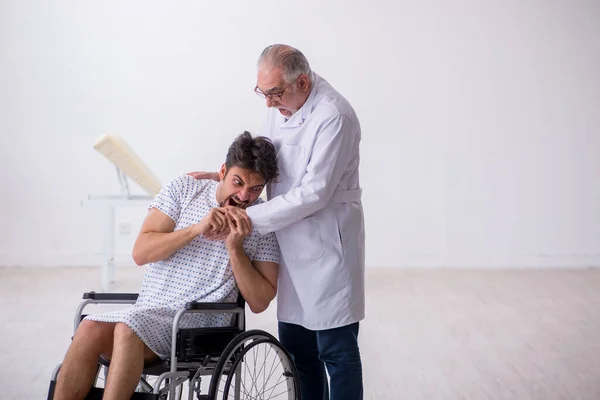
1, 266, 600, 399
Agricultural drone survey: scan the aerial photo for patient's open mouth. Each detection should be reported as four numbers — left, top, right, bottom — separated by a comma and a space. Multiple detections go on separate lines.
227, 196, 247, 208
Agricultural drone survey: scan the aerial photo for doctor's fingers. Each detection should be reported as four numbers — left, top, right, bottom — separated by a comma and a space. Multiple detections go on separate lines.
186, 171, 220, 182
209, 207, 228, 219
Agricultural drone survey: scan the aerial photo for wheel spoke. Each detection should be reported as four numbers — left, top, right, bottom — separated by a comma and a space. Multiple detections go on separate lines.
210, 331, 299, 399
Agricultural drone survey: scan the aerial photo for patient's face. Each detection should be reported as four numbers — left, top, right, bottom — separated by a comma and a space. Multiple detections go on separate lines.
216, 165, 266, 209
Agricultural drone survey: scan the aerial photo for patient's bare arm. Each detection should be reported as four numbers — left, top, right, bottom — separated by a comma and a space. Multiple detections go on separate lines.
132, 208, 228, 265
225, 208, 278, 314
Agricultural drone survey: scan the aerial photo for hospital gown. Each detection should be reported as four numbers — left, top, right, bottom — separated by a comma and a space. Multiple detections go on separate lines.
85, 176, 280, 358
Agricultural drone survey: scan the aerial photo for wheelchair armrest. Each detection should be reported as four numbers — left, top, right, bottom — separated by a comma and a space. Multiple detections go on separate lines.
83, 291, 139, 301
185, 302, 239, 311
74, 292, 139, 333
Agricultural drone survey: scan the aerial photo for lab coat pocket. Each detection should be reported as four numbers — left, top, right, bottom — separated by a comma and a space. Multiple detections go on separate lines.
278, 216, 324, 262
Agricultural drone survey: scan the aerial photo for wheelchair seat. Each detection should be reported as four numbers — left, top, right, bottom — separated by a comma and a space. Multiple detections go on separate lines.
47, 291, 300, 400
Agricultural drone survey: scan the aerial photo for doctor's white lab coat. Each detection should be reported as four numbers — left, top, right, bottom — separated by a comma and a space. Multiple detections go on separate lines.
246, 73, 365, 330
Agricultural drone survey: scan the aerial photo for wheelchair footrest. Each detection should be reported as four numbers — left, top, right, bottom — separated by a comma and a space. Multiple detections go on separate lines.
47, 381, 159, 400
85, 387, 159, 399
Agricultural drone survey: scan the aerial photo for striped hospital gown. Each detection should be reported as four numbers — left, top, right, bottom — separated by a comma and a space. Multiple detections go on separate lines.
85, 176, 280, 358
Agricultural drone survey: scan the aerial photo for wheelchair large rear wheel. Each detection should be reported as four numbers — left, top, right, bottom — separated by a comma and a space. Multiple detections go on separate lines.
208, 329, 300, 399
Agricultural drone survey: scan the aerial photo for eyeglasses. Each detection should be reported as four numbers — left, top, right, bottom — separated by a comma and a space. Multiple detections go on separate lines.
254, 80, 295, 101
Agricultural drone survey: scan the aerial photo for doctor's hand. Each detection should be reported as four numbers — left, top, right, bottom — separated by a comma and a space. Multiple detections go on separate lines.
187, 171, 220, 182
224, 207, 252, 251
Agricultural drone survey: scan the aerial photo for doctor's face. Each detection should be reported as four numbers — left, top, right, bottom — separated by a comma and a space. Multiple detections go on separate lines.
255, 67, 310, 118
215, 165, 266, 209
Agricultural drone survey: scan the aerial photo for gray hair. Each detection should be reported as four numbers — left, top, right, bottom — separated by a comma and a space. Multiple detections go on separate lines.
258, 44, 312, 84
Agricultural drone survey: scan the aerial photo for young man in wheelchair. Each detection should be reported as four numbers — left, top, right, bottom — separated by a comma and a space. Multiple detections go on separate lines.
54, 131, 281, 400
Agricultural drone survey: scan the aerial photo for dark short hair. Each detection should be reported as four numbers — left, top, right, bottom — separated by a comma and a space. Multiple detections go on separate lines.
225, 131, 279, 183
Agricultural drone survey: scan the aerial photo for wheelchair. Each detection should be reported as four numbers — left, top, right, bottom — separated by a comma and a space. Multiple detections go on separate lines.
47, 291, 300, 399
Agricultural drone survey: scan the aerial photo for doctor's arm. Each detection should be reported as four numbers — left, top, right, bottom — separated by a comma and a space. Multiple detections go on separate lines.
247, 114, 359, 234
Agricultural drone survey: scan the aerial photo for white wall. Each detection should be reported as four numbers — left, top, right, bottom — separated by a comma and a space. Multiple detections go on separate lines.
1, 0, 599, 268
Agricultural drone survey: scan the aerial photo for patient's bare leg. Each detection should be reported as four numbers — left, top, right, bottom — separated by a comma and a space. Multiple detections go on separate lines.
103, 322, 158, 400
54, 320, 116, 400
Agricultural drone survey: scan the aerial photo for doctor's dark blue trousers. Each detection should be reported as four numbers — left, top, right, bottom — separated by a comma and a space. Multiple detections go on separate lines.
278, 321, 363, 400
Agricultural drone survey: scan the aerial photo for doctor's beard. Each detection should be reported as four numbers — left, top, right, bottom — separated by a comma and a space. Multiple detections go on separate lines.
273, 105, 298, 118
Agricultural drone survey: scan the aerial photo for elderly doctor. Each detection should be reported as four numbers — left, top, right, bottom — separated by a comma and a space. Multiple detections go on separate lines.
194, 44, 365, 400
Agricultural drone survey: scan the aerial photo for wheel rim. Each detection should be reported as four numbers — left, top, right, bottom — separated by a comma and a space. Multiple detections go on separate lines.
214, 337, 298, 399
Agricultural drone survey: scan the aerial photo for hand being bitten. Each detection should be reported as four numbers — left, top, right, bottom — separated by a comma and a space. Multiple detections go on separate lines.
204, 206, 251, 242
